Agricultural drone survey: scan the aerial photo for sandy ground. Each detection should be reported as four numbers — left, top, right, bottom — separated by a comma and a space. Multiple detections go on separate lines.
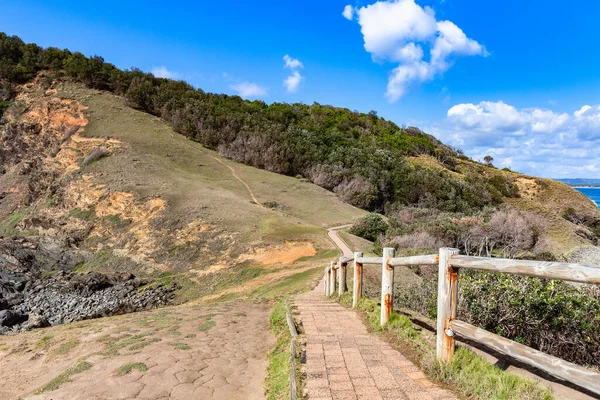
0, 301, 274, 400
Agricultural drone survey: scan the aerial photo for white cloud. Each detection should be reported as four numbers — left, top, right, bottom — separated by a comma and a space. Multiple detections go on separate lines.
425, 100, 600, 178
342, 5, 355, 20
283, 54, 304, 70
151, 66, 179, 79
282, 55, 304, 93
230, 82, 268, 98
447, 101, 527, 135
284, 71, 303, 93
345, 0, 487, 101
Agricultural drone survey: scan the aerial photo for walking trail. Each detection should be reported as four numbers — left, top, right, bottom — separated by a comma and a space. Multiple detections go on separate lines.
211, 155, 264, 207
327, 225, 353, 257
294, 242, 457, 399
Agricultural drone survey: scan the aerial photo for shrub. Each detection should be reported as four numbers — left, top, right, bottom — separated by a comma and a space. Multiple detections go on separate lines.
395, 270, 600, 368
348, 213, 388, 241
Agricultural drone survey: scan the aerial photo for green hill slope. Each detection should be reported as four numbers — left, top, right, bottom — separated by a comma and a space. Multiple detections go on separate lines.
0, 78, 366, 304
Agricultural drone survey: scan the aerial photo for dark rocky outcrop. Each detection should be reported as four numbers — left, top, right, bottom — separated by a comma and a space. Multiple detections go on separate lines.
0, 237, 177, 334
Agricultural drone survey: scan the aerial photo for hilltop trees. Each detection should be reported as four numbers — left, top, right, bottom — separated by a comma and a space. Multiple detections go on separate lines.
0, 32, 520, 213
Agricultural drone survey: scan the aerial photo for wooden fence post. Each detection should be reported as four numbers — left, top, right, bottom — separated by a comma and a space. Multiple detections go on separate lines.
352, 252, 363, 308
324, 267, 329, 296
329, 261, 336, 296
380, 247, 395, 327
338, 258, 347, 295
436, 247, 460, 362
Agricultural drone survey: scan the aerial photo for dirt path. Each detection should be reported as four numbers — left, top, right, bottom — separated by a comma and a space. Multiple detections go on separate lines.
327, 225, 353, 257
211, 156, 263, 207
294, 283, 456, 400
0, 301, 274, 400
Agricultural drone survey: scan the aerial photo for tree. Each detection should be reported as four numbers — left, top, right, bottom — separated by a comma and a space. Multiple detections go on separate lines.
483, 155, 494, 166
348, 213, 388, 241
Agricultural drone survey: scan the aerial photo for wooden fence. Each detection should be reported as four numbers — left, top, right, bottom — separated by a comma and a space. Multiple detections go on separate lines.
322, 247, 600, 396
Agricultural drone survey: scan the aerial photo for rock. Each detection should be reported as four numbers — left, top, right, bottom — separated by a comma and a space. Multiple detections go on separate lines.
22, 312, 48, 330
0, 237, 177, 334
0, 310, 28, 327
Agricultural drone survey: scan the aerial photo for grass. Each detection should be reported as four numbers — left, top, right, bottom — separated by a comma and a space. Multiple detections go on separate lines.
197, 320, 216, 331
115, 362, 148, 375
35, 335, 54, 349
154, 266, 268, 304
36, 361, 93, 393
264, 300, 291, 400
335, 293, 554, 400
337, 230, 378, 256
171, 342, 191, 350
0, 209, 27, 236
53, 339, 80, 356
98, 332, 158, 356
250, 267, 322, 300
167, 325, 182, 335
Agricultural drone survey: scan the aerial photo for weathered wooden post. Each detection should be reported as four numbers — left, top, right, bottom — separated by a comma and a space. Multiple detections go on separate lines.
338, 257, 347, 295
436, 248, 460, 362
329, 261, 336, 296
324, 267, 329, 296
380, 247, 395, 326
352, 252, 363, 308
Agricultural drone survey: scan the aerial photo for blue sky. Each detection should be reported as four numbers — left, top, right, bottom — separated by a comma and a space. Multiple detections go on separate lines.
2, 0, 600, 178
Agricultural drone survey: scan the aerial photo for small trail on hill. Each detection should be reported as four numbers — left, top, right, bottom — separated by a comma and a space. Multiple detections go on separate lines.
210, 156, 264, 208
327, 224, 354, 257
167, 132, 264, 208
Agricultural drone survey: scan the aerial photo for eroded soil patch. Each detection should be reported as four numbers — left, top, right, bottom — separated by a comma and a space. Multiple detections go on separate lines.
0, 301, 274, 400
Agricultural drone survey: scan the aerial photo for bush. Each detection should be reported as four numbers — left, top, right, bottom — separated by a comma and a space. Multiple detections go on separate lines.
348, 213, 388, 241
395, 269, 600, 368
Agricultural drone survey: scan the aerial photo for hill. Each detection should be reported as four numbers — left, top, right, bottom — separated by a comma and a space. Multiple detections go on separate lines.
1, 33, 599, 313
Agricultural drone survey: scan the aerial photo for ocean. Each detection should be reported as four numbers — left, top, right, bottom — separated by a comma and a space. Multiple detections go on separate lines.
575, 187, 600, 207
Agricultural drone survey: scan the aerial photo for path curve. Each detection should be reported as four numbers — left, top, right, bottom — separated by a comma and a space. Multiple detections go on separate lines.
327, 224, 353, 257
211, 156, 263, 207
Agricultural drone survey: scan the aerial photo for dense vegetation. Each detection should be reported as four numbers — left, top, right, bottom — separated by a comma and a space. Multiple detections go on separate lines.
0, 32, 518, 212
394, 269, 600, 368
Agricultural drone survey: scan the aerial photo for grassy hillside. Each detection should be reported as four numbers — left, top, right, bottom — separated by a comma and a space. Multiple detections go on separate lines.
0, 77, 365, 303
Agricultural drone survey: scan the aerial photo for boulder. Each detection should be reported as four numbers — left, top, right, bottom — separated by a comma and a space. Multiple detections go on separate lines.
0, 309, 28, 327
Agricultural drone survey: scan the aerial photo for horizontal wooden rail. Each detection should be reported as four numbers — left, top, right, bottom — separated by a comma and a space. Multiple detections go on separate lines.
355, 255, 438, 266
450, 255, 600, 284
449, 320, 600, 396
340, 256, 353, 264
389, 254, 438, 267
355, 256, 382, 265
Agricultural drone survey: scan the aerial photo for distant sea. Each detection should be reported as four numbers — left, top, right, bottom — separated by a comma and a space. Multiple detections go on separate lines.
574, 187, 600, 207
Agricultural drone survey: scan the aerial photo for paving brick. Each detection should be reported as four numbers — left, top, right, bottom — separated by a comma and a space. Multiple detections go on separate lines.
295, 281, 458, 400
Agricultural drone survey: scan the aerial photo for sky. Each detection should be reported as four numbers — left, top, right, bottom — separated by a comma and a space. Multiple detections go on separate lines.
2, 0, 600, 178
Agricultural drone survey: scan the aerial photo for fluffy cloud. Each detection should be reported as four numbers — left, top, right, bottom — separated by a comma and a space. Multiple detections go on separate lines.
343, 0, 487, 101
283, 55, 304, 93
283, 54, 303, 70
284, 71, 303, 93
427, 101, 600, 177
151, 66, 179, 79
230, 82, 268, 98
342, 5, 355, 20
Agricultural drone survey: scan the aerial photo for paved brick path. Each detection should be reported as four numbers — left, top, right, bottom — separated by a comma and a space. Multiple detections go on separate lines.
294, 283, 457, 400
